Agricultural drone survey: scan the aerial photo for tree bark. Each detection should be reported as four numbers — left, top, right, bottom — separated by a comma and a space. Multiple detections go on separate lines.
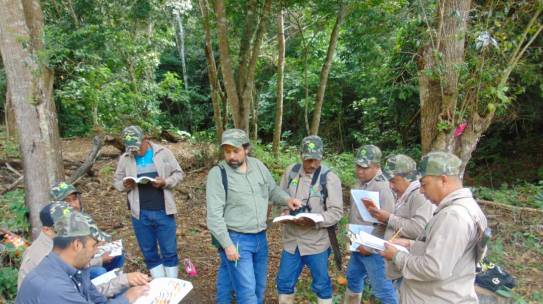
174, 13, 189, 90
199, 0, 224, 142
0, 0, 64, 239
5, 84, 18, 140
272, 10, 285, 158
309, 3, 347, 135
214, 0, 241, 128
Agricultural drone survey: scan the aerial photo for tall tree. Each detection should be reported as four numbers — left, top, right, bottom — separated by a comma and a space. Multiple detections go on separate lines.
419, 0, 543, 175
272, 9, 285, 157
0, 0, 64, 238
213, 0, 273, 133
309, 2, 347, 135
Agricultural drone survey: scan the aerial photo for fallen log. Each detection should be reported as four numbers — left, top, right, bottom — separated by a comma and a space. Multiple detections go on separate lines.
67, 135, 104, 184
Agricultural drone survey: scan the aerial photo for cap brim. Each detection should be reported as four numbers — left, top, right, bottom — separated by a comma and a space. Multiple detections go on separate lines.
93, 230, 112, 242
382, 170, 394, 180
302, 153, 322, 160
355, 160, 370, 168
221, 141, 243, 148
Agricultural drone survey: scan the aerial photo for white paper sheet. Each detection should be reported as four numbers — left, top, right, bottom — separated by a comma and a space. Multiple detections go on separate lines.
134, 278, 193, 304
350, 189, 381, 223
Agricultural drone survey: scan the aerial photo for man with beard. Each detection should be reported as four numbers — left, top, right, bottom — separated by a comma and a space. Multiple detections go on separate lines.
206, 128, 301, 304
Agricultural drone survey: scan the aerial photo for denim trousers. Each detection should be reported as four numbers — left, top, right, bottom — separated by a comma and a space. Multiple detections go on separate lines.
88, 254, 125, 279
218, 230, 268, 304
276, 247, 333, 299
346, 252, 398, 304
131, 209, 179, 269
216, 249, 235, 304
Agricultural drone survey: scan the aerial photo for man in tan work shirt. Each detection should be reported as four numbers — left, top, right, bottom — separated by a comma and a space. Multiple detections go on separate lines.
382, 151, 488, 304
367, 154, 434, 285
344, 145, 397, 304
276, 136, 343, 304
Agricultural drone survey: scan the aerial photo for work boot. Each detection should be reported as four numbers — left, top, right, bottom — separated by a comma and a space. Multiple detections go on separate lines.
149, 264, 166, 279
165, 265, 179, 278
278, 293, 295, 304
317, 297, 333, 304
343, 288, 362, 304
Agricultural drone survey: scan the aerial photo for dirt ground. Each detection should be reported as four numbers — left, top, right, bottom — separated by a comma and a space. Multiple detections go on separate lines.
3, 137, 542, 303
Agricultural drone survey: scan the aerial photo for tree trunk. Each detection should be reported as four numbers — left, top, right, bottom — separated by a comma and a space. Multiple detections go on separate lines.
0, 0, 64, 239
198, 0, 224, 142
309, 3, 347, 135
272, 10, 285, 158
214, 0, 241, 128
251, 87, 258, 141
174, 13, 189, 90
5, 84, 18, 140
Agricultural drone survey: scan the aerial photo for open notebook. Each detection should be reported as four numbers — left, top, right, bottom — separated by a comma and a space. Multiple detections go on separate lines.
134, 278, 193, 304
348, 227, 408, 253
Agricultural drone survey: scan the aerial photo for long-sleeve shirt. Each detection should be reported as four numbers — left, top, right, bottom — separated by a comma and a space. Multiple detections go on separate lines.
113, 142, 184, 220
383, 181, 434, 280
392, 188, 488, 304
16, 253, 128, 304
17, 231, 129, 297
206, 157, 290, 249
278, 164, 343, 256
349, 170, 396, 238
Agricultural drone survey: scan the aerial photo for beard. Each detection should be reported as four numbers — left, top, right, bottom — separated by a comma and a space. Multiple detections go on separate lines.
227, 158, 245, 169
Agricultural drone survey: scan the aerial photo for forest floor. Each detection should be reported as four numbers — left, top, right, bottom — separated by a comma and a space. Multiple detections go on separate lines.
2, 138, 542, 303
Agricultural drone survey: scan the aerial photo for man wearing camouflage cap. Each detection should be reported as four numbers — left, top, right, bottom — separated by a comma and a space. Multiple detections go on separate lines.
16, 210, 148, 304
50, 182, 126, 280
275, 136, 343, 304
344, 145, 397, 304
367, 154, 434, 286
206, 128, 301, 304
113, 125, 184, 279
382, 151, 488, 304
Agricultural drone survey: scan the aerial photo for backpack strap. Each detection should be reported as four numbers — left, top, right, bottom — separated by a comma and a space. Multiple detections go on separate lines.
287, 163, 302, 188
218, 164, 228, 201
319, 168, 330, 210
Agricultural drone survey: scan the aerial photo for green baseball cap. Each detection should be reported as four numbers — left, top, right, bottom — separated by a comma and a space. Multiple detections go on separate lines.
301, 136, 323, 160
40, 201, 75, 227
418, 151, 462, 177
54, 211, 111, 242
221, 129, 249, 148
50, 182, 80, 201
121, 126, 144, 152
382, 154, 419, 181
355, 145, 382, 167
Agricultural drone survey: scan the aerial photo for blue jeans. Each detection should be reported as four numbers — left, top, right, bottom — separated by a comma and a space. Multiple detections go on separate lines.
346, 252, 398, 304
219, 230, 268, 304
276, 248, 332, 299
88, 254, 126, 279
131, 209, 179, 269
216, 249, 234, 304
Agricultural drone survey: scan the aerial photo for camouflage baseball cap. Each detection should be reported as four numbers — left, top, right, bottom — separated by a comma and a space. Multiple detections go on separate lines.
382, 154, 419, 181
39, 201, 74, 227
50, 182, 80, 201
121, 126, 144, 152
418, 151, 462, 177
221, 129, 249, 148
355, 145, 382, 167
301, 136, 323, 160
54, 211, 111, 242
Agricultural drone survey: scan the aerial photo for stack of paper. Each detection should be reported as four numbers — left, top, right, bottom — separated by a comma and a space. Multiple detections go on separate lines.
134, 278, 193, 304
94, 240, 123, 258
348, 227, 408, 253
91, 268, 119, 286
350, 190, 381, 223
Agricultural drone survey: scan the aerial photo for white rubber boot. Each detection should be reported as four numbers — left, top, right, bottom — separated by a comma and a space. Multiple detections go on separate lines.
317, 297, 333, 304
278, 293, 295, 304
343, 288, 362, 304
149, 264, 166, 279
164, 265, 179, 278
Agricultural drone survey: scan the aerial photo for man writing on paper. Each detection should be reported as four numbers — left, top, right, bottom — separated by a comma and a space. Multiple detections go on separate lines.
206, 129, 301, 304
17, 209, 147, 303
50, 182, 126, 280
113, 125, 184, 279
344, 145, 397, 304
17, 202, 149, 298
275, 136, 343, 304
381, 152, 488, 304
367, 155, 434, 289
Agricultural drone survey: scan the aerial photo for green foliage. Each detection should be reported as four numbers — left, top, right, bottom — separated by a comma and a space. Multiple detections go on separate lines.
0, 267, 18, 301
472, 181, 543, 209
0, 190, 29, 234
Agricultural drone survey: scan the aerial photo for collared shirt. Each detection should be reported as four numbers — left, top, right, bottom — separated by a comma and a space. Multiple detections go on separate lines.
383, 181, 434, 280
349, 170, 396, 238
17, 231, 129, 297
113, 142, 184, 219
206, 157, 290, 249
392, 188, 488, 304
279, 164, 343, 256
16, 252, 128, 304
